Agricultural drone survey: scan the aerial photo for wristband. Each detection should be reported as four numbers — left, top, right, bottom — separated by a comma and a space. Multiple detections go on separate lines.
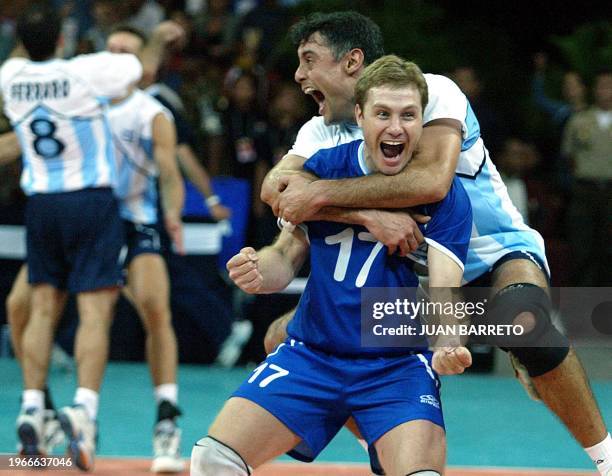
205, 195, 220, 207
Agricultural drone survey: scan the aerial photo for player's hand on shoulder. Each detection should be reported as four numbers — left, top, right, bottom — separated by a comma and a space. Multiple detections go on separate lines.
226, 247, 263, 294
362, 209, 428, 256
432, 346, 472, 375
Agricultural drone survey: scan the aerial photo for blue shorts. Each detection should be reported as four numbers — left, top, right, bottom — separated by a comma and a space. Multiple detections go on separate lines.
232, 340, 444, 462
124, 220, 165, 265
26, 188, 125, 293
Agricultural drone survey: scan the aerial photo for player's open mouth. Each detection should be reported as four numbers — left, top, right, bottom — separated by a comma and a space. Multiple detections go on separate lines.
305, 87, 326, 114
380, 141, 405, 158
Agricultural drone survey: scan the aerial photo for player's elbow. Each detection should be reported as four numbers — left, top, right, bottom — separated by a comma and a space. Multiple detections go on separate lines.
428, 175, 454, 203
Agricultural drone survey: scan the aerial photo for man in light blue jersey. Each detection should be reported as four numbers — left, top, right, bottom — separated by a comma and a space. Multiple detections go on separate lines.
0, 6, 185, 472
191, 55, 472, 476
0, 5, 139, 471
0, 23, 188, 473
260, 11, 612, 476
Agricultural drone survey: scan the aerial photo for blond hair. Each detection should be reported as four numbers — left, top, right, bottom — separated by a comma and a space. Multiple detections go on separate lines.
355, 55, 428, 111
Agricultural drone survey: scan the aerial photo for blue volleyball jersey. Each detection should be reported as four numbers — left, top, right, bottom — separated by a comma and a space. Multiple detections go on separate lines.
286, 139, 472, 357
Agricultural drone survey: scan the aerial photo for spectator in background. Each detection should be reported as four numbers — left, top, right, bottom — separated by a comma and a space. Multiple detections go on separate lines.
0, 1, 24, 63
80, 0, 129, 53
562, 69, 612, 286
267, 82, 309, 166
215, 68, 271, 243
249, 81, 309, 246
532, 53, 589, 189
496, 137, 541, 225
532, 52, 588, 127
234, 0, 288, 71
191, 0, 239, 66
452, 65, 505, 157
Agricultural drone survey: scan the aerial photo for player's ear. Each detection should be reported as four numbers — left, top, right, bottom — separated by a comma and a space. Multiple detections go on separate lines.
355, 103, 364, 127
345, 48, 364, 76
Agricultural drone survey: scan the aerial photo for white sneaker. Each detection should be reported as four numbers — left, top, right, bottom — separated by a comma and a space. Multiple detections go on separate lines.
58, 406, 96, 471
151, 419, 184, 473
16, 407, 45, 456
42, 410, 65, 454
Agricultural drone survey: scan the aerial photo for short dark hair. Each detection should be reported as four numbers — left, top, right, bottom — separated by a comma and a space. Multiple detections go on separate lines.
110, 25, 148, 46
17, 5, 62, 61
289, 11, 384, 65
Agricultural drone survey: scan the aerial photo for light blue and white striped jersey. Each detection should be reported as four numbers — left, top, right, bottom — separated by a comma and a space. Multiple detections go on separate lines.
288, 73, 549, 283
0, 52, 142, 195
109, 89, 173, 224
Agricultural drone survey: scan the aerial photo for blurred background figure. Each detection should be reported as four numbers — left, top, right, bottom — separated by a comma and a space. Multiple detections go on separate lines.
495, 137, 541, 225
452, 65, 506, 158
562, 69, 612, 287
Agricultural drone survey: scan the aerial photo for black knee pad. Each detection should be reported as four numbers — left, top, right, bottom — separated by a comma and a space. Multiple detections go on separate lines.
510, 344, 570, 377
488, 283, 570, 377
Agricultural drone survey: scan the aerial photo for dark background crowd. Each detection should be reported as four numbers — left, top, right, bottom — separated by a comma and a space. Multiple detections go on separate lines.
0, 0, 610, 366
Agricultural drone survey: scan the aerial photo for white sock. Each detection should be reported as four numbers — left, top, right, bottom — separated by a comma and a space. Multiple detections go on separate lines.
74, 387, 99, 421
22, 389, 45, 412
155, 383, 178, 405
585, 433, 612, 475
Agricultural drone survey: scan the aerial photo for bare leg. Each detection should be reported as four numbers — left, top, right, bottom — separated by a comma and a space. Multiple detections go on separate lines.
22, 284, 66, 389
74, 288, 119, 391
374, 419, 445, 476
7, 265, 32, 363
126, 254, 177, 386
207, 397, 301, 469
492, 259, 607, 447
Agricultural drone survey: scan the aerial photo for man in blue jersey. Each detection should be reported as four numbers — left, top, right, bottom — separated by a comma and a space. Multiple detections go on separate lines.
190, 55, 472, 476
260, 11, 612, 476
0, 6, 185, 472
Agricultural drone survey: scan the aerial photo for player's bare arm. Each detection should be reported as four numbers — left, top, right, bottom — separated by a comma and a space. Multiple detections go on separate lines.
0, 130, 21, 165
227, 229, 308, 294
276, 119, 462, 224
139, 21, 186, 87
428, 246, 472, 375
153, 113, 185, 254
263, 156, 427, 254
261, 153, 310, 211
175, 143, 231, 221
263, 309, 294, 354
227, 227, 308, 295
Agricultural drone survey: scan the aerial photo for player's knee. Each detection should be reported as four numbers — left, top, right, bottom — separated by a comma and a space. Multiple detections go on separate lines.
489, 283, 552, 345
6, 285, 30, 325
191, 436, 251, 476
405, 471, 441, 475
137, 294, 169, 326
489, 283, 569, 377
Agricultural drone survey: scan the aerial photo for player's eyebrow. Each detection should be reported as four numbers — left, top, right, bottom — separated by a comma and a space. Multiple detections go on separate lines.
299, 48, 318, 58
